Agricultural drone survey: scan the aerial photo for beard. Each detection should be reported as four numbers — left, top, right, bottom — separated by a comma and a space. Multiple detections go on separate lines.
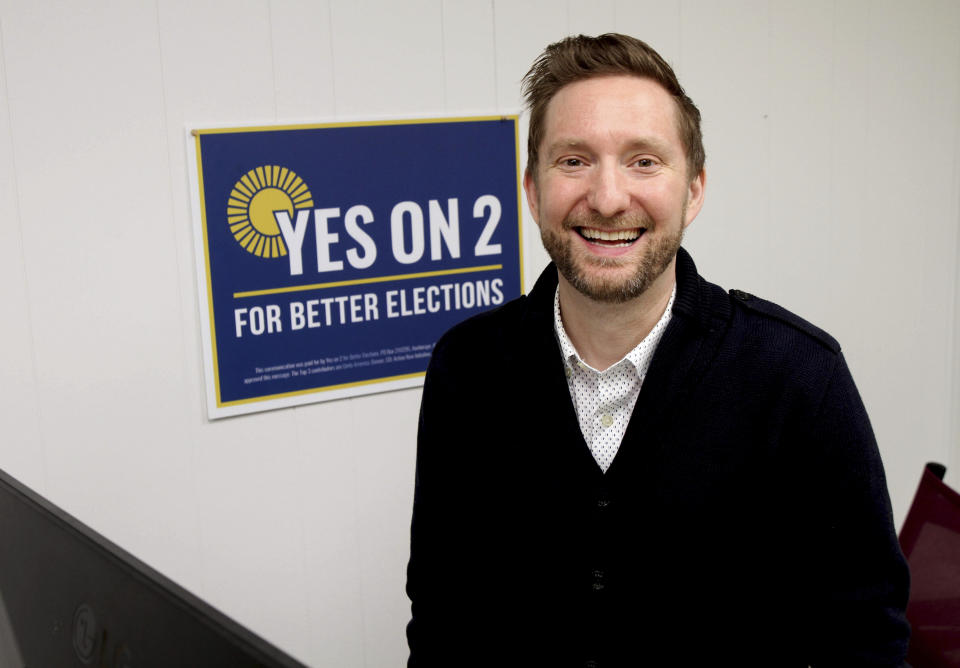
539, 209, 684, 303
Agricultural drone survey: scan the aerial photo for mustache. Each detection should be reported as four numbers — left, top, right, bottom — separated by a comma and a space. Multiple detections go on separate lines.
562, 210, 653, 230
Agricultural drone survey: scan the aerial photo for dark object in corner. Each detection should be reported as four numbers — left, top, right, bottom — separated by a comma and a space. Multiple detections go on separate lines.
0, 467, 307, 668
899, 462, 960, 667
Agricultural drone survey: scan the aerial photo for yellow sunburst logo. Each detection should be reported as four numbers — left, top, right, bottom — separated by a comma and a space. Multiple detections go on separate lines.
227, 165, 314, 258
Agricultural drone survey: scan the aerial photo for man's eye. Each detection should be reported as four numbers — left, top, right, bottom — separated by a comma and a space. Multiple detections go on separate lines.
634, 158, 657, 169
561, 158, 583, 167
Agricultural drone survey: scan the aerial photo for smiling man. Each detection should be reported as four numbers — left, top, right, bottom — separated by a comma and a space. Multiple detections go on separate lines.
407, 34, 909, 667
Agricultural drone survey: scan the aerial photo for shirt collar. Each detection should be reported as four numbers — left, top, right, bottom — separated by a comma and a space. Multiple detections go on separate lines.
553, 284, 677, 376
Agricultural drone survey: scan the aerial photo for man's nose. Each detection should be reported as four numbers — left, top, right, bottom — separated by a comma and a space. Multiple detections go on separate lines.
586, 164, 630, 218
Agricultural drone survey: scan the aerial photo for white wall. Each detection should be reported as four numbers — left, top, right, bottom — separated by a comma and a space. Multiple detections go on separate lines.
0, 1, 957, 665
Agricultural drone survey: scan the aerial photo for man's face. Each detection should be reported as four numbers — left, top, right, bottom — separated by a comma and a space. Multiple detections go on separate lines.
524, 75, 705, 303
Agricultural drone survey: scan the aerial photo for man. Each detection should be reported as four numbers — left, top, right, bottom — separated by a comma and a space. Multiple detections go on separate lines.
407, 34, 909, 667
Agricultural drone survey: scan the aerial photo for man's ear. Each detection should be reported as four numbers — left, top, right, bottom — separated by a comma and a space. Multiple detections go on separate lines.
683, 168, 706, 229
523, 169, 540, 225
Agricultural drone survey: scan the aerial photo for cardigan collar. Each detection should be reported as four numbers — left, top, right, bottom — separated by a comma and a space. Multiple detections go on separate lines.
513, 246, 732, 481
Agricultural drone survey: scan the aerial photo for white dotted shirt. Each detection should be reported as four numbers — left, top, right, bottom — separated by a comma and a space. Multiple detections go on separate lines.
554, 286, 676, 472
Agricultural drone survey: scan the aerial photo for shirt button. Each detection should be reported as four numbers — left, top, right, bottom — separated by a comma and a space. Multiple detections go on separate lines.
565, 365, 572, 378
600, 414, 613, 427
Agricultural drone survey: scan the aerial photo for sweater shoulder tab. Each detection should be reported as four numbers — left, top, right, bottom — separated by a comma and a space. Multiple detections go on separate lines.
728, 288, 841, 354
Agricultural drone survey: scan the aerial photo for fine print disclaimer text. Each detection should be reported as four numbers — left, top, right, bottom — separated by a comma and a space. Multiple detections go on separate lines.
241, 344, 433, 385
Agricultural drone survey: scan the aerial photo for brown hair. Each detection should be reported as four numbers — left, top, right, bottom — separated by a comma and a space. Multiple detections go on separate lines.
522, 33, 704, 181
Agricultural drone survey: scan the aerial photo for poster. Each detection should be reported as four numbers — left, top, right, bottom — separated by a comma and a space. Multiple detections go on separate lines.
188, 117, 523, 418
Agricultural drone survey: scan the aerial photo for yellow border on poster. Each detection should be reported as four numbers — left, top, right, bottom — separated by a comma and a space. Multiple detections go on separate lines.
192, 115, 525, 410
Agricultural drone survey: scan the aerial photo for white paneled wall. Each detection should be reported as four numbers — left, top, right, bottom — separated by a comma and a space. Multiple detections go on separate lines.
1, 1, 958, 666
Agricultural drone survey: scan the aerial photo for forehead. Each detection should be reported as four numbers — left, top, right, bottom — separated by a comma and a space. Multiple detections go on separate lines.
541, 75, 682, 151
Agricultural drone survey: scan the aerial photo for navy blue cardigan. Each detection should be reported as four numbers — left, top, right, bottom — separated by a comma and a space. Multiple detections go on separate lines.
407, 248, 909, 667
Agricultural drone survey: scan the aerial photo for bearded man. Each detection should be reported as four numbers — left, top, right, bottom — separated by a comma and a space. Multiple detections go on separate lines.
406, 33, 909, 667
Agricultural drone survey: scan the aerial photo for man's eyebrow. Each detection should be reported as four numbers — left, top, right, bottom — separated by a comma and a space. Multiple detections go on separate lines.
543, 139, 589, 157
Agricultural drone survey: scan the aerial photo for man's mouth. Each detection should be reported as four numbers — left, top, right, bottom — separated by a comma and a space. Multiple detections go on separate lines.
576, 227, 645, 247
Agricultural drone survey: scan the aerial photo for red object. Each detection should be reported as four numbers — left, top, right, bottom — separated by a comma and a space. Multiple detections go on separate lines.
899, 463, 960, 667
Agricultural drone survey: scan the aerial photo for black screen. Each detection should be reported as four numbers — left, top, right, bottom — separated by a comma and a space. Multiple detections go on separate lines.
0, 467, 307, 668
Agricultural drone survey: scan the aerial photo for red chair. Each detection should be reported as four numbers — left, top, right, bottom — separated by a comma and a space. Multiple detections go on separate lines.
899, 462, 960, 667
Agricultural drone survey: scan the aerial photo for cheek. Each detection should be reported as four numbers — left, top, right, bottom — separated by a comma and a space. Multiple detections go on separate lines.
639, 182, 687, 221
537, 180, 585, 222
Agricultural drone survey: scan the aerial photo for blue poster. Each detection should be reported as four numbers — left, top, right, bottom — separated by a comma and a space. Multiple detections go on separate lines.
188, 117, 523, 418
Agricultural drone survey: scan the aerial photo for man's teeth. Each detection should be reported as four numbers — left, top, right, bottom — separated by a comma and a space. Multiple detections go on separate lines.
579, 228, 642, 242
